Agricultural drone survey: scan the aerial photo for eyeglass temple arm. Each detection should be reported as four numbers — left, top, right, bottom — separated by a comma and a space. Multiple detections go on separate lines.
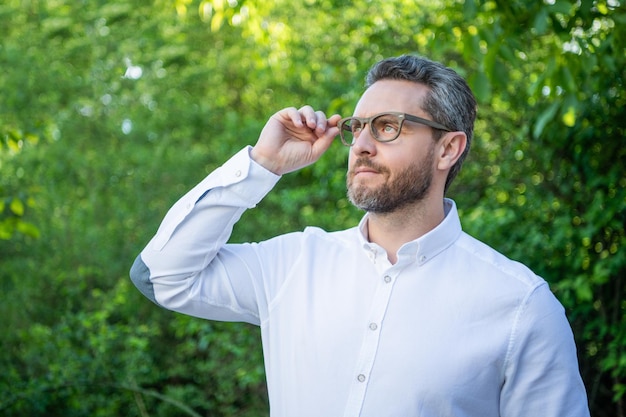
404, 114, 452, 132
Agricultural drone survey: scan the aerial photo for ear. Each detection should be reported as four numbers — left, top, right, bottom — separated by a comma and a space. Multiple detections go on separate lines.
436, 132, 467, 171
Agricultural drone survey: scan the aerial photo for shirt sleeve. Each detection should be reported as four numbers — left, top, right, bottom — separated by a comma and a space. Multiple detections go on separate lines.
130, 146, 281, 325
500, 283, 590, 417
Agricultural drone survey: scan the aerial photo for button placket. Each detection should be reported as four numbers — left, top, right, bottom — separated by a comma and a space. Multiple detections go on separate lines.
346, 270, 396, 415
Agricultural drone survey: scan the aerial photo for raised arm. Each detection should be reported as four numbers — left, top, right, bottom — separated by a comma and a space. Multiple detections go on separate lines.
130, 106, 340, 323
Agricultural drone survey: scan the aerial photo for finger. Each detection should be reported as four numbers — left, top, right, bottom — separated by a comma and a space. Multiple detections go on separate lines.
328, 114, 342, 127
282, 107, 304, 127
314, 113, 342, 138
298, 105, 319, 129
313, 110, 329, 135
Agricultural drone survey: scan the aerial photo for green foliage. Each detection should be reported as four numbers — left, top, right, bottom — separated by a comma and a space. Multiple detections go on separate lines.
0, 126, 40, 240
2, 280, 159, 416
0, 0, 624, 416
454, 2, 626, 413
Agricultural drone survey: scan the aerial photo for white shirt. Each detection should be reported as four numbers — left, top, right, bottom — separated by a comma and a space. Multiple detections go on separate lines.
132, 146, 590, 417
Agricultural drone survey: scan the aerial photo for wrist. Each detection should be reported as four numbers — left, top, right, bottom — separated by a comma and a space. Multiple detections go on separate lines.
250, 146, 282, 175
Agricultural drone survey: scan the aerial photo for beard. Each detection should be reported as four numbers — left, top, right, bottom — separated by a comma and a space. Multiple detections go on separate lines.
347, 147, 434, 213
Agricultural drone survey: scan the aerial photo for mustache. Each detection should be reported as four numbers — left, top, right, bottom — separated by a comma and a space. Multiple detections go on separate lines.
350, 158, 390, 175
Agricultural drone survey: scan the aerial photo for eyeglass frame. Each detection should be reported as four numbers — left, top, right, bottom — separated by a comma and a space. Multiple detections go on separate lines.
337, 111, 452, 146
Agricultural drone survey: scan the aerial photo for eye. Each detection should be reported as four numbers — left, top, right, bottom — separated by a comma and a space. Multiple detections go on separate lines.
382, 124, 397, 134
373, 116, 400, 137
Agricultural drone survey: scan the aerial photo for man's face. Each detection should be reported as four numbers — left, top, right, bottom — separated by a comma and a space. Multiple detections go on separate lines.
346, 79, 438, 213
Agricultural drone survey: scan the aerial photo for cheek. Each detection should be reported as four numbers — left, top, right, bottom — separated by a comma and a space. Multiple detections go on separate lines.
347, 151, 359, 171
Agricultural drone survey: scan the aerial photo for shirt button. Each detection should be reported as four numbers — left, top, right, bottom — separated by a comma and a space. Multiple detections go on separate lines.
235, 169, 242, 177
369, 323, 378, 331
384, 275, 392, 283
357, 374, 366, 382
419, 255, 427, 263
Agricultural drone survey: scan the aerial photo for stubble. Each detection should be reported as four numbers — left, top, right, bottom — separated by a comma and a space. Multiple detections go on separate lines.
347, 147, 435, 213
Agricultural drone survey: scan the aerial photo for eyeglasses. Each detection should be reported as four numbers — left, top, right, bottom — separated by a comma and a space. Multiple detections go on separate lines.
337, 111, 452, 146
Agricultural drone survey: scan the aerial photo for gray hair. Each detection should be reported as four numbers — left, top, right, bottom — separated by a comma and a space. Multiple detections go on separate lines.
365, 55, 477, 193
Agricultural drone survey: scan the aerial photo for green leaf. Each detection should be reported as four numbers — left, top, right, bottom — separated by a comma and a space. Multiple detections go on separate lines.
463, 0, 478, 19
16, 221, 40, 238
9, 198, 24, 216
533, 7, 550, 35
469, 71, 491, 103
551, 0, 574, 15
533, 102, 560, 139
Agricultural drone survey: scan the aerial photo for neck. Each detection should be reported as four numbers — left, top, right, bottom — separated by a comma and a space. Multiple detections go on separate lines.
366, 197, 446, 264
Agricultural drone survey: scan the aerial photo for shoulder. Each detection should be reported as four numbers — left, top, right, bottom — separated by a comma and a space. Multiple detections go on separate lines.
452, 234, 571, 355
454, 231, 547, 292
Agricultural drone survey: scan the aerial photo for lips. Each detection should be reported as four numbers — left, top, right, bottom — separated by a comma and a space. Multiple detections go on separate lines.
354, 166, 379, 175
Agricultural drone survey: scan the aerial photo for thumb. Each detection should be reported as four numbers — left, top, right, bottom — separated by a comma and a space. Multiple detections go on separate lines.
311, 125, 340, 157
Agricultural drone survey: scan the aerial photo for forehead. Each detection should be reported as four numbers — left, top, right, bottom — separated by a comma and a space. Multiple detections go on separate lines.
354, 79, 429, 117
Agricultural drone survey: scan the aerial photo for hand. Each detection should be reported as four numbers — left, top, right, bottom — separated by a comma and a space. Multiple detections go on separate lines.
250, 106, 341, 175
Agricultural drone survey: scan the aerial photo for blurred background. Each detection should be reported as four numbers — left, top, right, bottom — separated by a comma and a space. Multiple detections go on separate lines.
1, 0, 624, 415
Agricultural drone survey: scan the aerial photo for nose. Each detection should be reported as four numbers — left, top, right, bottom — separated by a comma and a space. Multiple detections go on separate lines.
350, 124, 377, 156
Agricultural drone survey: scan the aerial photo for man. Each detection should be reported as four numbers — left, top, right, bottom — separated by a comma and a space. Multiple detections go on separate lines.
130, 55, 590, 416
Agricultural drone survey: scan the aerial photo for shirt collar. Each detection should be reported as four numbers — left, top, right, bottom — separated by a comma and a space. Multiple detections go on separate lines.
357, 198, 462, 266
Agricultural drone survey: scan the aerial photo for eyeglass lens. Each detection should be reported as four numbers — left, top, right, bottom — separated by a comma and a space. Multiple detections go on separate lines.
340, 114, 403, 145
